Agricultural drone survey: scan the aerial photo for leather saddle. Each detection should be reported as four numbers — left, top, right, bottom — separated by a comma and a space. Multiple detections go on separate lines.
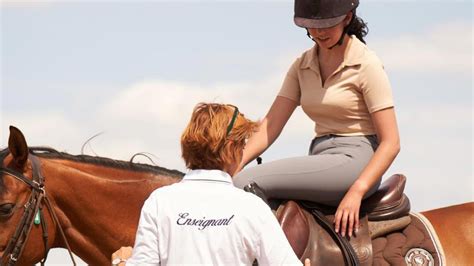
245, 174, 411, 266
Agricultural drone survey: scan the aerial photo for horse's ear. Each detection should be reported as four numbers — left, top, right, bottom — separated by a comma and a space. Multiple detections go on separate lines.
8, 126, 29, 167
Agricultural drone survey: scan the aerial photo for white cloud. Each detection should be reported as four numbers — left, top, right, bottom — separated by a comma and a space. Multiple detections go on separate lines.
0, 74, 267, 168
94, 75, 297, 169
1, 66, 314, 167
371, 21, 472, 74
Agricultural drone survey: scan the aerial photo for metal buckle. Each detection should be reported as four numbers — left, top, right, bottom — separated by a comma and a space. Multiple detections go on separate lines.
10, 253, 18, 262
32, 181, 45, 193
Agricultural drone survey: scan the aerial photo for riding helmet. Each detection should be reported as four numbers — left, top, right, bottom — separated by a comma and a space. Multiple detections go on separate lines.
294, 0, 359, 29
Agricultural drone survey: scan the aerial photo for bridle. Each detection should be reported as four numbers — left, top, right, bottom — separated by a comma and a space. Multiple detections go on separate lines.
0, 152, 77, 266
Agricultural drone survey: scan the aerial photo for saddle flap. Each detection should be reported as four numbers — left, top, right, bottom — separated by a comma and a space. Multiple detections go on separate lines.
348, 215, 373, 266
277, 201, 347, 265
276, 201, 309, 258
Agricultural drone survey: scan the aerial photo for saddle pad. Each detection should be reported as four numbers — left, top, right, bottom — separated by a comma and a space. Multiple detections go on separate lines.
372, 212, 446, 266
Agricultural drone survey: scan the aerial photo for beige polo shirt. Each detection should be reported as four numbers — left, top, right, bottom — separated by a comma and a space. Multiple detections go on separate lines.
279, 35, 394, 137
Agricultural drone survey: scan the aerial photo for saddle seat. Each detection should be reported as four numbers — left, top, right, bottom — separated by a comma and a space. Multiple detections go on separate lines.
301, 174, 411, 221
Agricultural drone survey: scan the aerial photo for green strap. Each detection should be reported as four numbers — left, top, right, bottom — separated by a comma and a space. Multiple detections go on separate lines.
226, 107, 239, 136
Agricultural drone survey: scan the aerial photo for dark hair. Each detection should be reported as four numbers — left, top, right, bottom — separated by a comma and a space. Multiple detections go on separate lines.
346, 10, 368, 44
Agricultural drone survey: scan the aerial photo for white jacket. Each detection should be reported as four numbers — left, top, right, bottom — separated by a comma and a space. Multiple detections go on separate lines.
126, 169, 301, 266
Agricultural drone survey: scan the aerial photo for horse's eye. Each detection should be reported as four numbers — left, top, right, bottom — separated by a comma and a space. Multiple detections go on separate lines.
0, 203, 15, 217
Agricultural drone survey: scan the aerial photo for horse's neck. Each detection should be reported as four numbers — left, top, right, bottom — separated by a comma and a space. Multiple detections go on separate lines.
42, 158, 179, 265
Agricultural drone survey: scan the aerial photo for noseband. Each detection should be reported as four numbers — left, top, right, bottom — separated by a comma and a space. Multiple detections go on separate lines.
0, 153, 77, 266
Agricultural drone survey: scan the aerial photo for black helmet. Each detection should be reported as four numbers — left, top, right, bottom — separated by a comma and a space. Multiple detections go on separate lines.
294, 0, 359, 29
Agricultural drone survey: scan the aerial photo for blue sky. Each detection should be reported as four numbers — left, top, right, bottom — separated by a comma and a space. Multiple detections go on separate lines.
1, 0, 472, 264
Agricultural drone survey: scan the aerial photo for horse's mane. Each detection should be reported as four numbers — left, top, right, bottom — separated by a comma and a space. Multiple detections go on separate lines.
0, 147, 184, 179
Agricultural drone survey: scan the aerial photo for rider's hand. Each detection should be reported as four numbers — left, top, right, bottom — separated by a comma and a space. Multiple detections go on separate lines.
334, 188, 364, 238
111, 246, 133, 266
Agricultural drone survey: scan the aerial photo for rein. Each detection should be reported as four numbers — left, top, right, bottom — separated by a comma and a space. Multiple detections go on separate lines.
0, 154, 77, 266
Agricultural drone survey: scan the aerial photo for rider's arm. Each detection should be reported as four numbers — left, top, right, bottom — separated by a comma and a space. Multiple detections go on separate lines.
237, 58, 301, 173
334, 57, 400, 237
351, 107, 400, 196
237, 96, 297, 172
348, 56, 400, 197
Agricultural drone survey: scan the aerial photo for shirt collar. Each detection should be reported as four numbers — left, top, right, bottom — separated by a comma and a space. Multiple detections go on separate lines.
181, 169, 233, 185
300, 35, 366, 71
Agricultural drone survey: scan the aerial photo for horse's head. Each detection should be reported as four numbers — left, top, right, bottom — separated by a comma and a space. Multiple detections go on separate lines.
0, 126, 46, 265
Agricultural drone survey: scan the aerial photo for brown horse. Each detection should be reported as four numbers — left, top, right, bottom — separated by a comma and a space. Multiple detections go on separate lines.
0, 126, 182, 265
1, 126, 473, 265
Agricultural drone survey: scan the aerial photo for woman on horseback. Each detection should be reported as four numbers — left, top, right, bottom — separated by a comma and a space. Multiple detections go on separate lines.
233, 0, 400, 238
118, 103, 304, 265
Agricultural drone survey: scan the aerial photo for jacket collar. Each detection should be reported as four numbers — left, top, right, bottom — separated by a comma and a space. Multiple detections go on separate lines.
181, 169, 233, 185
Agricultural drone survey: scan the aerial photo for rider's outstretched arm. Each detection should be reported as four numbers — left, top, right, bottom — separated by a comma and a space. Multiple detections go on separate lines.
237, 96, 297, 172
